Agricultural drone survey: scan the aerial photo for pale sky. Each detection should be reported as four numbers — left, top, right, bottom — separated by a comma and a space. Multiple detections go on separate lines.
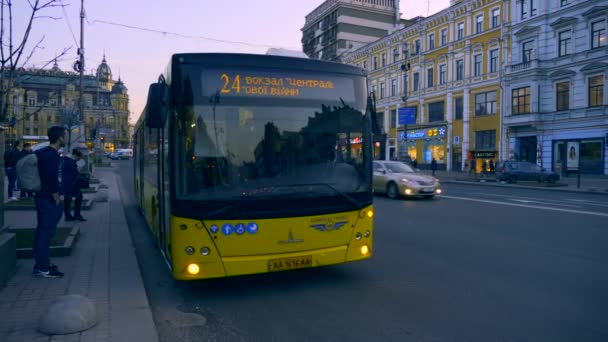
15, 0, 450, 123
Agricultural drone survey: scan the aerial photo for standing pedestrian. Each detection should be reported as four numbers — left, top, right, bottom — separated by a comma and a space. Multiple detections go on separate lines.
18, 143, 34, 199
489, 159, 495, 174
4, 140, 21, 201
431, 158, 438, 176
33, 126, 67, 278
470, 158, 477, 177
62, 149, 87, 222
482, 159, 488, 177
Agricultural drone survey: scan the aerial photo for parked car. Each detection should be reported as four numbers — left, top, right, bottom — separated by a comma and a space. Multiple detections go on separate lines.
495, 161, 560, 184
373, 160, 442, 199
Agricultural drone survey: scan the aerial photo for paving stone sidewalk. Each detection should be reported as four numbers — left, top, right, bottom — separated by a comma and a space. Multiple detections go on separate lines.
0, 168, 158, 342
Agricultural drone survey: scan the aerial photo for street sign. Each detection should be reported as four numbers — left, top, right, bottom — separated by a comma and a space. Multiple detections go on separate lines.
398, 107, 416, 125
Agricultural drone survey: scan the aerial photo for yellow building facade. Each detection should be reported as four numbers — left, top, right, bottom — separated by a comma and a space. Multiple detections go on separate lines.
343, 0, 510, 172
3, 57, 130, 151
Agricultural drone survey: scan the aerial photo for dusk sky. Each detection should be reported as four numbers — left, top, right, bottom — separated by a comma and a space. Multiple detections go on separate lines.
16, 0, 450, 123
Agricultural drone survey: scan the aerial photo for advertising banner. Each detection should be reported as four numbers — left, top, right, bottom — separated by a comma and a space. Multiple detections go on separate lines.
566, 141, 579, 171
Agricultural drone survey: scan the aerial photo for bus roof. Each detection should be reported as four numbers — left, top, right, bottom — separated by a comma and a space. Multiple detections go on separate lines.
168, 53, 366, 77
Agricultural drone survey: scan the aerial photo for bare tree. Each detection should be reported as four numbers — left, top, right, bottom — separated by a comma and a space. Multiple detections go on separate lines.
0, 0, 69, 123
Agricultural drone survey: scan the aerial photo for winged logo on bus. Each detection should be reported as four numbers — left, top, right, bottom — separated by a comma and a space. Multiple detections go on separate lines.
311, 221, 348, 232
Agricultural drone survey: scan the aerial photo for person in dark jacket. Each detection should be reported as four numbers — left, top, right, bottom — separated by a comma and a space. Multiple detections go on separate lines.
3, 140, 21, 201
431, 158, 438, 176
62, 149, 86, 222
33, 126, 66, 278
18, 143, 34, 199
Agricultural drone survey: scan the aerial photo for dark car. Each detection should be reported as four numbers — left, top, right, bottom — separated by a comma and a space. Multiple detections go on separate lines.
495, 161, 560, 184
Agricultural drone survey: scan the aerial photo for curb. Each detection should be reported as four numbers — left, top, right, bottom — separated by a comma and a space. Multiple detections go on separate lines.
440, 179, 608, 195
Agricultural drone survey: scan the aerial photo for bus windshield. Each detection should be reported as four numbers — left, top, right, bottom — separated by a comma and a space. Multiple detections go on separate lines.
173, 66, 372, 218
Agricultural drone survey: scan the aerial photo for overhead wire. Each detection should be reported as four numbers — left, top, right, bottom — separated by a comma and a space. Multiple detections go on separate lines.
88, 19, 300, 50
60, 0, 79, 48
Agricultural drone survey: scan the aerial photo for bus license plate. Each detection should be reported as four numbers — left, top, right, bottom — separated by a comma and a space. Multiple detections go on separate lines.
268, 255, 313, 272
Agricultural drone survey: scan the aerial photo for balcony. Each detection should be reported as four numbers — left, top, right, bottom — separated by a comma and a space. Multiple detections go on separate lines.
507, 59, 539, 73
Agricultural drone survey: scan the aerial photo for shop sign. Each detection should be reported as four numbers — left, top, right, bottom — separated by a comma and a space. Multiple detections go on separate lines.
399, 126, 446, 141
473, 151, 496, 158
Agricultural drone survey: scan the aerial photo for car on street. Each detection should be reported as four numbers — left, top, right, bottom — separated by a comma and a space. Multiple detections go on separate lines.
495, 161, 560, 184
373, 160, 442, 199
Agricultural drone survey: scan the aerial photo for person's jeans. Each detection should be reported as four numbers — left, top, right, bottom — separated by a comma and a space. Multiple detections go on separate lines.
5, 167, 16, 198
64, 191, 83, 218
34, 197, 63, 270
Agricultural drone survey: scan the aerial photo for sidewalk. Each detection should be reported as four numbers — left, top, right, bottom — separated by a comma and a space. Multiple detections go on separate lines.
421, 170, 608, 195
0, 168, 159, 342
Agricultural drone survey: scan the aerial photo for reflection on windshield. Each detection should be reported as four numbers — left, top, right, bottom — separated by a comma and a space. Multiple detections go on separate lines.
385, 162, 415, 173
176, 101, 371, 203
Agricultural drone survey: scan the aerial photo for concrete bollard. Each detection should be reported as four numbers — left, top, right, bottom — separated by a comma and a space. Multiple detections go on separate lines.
38, 294, 97, 335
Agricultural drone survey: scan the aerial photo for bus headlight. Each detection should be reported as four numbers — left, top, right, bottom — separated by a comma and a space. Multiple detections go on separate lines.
360, 245, 369, 255
187, 264, 200, 275
185, 246, 195, 255
200, 247, 210, 256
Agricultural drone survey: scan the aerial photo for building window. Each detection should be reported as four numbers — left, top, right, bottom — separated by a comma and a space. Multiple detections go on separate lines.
439, 64, 446, 85
377, 111, 385, 132
475, 91, 497, 116
380, 82, 385, 98
441, 28, 447, 46
522, 40, 534, 63
520, 0, 528, 19
372, 84, 377, 96
560, 0, 568, 6
474, 54, 482, 77
456, 59, 464, 81
492, 8, 500, 28
382, 53, 387, 67
455, 97, 463, 120
556, 82, 570, 111
530, 0, 537, 16
390, 109, 397, 129
558, 30, 572, 56
512, 86, 531, 114
589, 75, 604, 107
476, 15, 484, 34
393, 48, 399, 62
403, 74, 408, 95
457, 22, 464, 40
373, 56, 378, 70
414, 39, 421, 54
429, 33, 435, 50
475, 130, 496, 150
427, 68, 434, 88
413, 72, 420, 91
391, 79, 397, 96
363, 61, 368, 69
428, 101, 445, 122
489, 49, 499, 73
591, 20, 607, 49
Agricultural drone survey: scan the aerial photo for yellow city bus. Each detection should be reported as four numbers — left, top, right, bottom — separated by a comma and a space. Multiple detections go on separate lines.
133, 53, 375, 280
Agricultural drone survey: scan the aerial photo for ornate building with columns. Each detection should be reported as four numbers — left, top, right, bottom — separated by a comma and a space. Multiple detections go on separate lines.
342, 0, 509, 172
4, 56, 129, 150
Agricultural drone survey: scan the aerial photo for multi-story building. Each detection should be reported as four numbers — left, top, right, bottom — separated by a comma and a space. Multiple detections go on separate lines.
503, 0, 608, 175
302, 0, 401, 61
4, 56, 130, 150
343, 0, 509, 171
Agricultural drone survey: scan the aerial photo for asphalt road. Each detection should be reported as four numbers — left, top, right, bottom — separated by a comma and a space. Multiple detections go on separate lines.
114, 161, 608, 342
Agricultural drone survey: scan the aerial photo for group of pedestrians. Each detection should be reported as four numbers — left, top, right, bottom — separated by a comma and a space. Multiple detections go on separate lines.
4, 127, 89, 278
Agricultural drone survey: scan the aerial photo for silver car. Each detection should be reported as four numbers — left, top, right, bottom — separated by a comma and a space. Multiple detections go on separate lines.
373, 161, 442, 199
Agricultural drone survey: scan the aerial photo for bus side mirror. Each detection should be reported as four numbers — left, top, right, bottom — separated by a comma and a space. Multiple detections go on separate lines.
145, 83, 169, 128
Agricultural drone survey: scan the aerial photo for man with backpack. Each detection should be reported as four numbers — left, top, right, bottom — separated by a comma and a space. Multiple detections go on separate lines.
18, 143, 34, 199
4, 140, 21, 201
32, 126, 67, 278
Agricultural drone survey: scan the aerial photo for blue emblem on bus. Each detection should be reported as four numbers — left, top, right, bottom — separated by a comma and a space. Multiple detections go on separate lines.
235, 223, 246, 235
209, 225, 219, 234
222, 224, 233, 236
247, 222, 258, 234
311, 221, 348, 232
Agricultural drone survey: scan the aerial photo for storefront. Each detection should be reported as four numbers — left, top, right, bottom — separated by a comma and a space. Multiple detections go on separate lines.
553, 138, 605, 175
398, 126, 447, 167
468, 150, 498, 174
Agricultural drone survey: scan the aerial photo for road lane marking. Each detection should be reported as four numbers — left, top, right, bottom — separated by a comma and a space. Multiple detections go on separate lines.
442, 195, 608, 217
470, 192, 608, 207
509, 199, 581, 208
